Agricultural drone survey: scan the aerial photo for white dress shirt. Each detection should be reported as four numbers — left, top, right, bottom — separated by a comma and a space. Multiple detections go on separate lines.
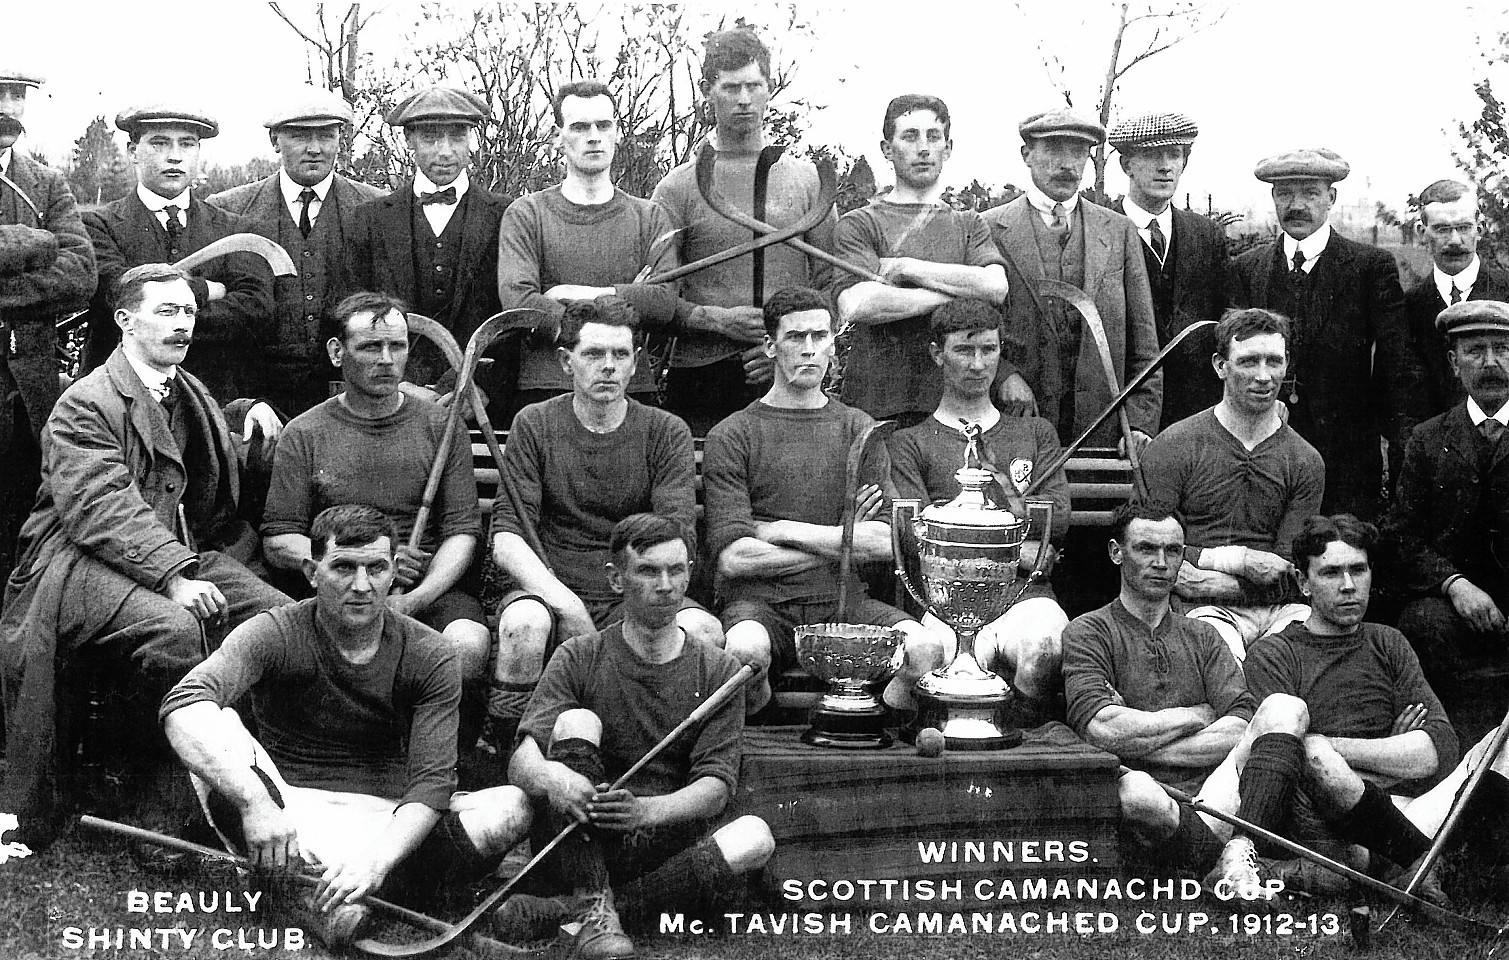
1434, 256, 1481, 306
124, 350, 176, 402
413, 168, 469, 237
1122, 196, 1173, 264
1025, 184, 1080, 229
280, 169, 333, 229
1281, 222, 1331, 274
137, 183, 193, 231
1467, 395, 1509, 429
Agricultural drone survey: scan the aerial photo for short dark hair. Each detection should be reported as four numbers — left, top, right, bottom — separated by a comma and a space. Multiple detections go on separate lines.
552, 80, 616, 126
610, 513, 690, 564
1214, 307, 1290, 359
113, 263, 191, 314
309, 504, 397, 560
326, 291, 411, 345
1292, 513, 1376, 575
882, 94, 951, 141
762, 286, 834, 338
701, 28, 771, 83
558, 295, 640, 350
929, 298, 1002, 345
1109, 501, 1185, 544
1418, 179, 1473, 211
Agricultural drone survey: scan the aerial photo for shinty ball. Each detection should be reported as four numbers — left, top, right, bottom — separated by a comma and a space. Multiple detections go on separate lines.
916, 727, 946, 758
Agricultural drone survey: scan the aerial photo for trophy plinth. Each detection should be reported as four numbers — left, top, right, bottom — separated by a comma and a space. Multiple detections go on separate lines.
795, 623, 904, 749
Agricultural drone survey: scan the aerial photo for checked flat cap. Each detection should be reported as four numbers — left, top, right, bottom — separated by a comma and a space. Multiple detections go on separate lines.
1436, 299, 1509, 337
115, 105, 219, 139
0, 70, 44, 89
385, 87, 490, 127
1109, 112, 1199, 151
265, 86, 354, 129
1254, 148, 1350, 184
1018, 108, 1106, 145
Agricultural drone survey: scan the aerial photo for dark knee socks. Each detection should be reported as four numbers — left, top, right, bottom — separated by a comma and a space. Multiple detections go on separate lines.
1160, 802, 1225, 874
1335, 780, 1433, 868
1236, 732, 1304, 841
616, 837, 741, 929
532, 738, 609, 893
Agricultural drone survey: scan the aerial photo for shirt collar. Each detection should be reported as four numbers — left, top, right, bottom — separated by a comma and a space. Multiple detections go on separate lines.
1434, 257, 1481, 303
413, 168, 469, 201
1467, 395, 1509, 426
0, 148, 10, 174
123, 348, 175, 398
280, 168, 333, 204
1026, 184, 1079, 218
1122, 195, 1171, 234
1282, 222, 1331, 265
137, 182, 191, 213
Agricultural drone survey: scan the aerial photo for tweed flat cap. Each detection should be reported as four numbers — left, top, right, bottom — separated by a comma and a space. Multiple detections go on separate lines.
1109, 112, 1198, 151
1018, 108, 1106, 145
1254, 148, 1350, 184
0, 70, 44, 89
265, 86, 354, 129
385, 87, 490, 127
1436, 299, 1509, 337
115, 105, 219, 138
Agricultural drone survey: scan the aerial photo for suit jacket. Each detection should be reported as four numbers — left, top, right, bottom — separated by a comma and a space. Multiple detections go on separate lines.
983, 196, 1162, 445
1230, 230, 1424, 519
1382, 402, 1509, 606
1111, 201, 1229, 429
1400, 262, 1509, 426
0, 152, 98, 437
80, 192, 274, 398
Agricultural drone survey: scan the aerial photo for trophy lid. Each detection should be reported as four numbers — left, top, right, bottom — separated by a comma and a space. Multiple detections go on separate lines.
920, 467, 1019, 527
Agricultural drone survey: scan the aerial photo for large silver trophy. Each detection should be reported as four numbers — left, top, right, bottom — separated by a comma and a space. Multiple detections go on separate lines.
794, 623, 905, 749
892, 425, 1054, 750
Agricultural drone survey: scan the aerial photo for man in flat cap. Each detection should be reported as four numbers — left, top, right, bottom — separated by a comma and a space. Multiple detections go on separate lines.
1109, 112, 1229, 429
209, 86, 385, 417
349, 86, 510, 403
1401, 180, 1509, 426
80, 106, 274, 403
1230, 148, 1425, 521
984, 108, 1161, 452
830, 94, 1009, 426
1383, 300, 1509, 724
0, 68, 96, 584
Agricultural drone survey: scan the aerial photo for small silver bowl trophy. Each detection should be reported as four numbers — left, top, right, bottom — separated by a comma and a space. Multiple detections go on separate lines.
891, 424, 1054, 750
794, 623, 905, 749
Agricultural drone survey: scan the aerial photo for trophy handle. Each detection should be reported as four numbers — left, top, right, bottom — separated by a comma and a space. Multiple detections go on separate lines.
890, 499, 933, 613
1025, 496, 1056, 579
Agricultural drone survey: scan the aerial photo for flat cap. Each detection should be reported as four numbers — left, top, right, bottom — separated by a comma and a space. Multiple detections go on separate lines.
264, 86, 354, 129
1436, 299, 1509, 337
115, 104, 219, 139
1018, 108, 1106, 145
1254, 148, 1350, 184
385, 86, 490, 127
0, 70, 44, 89
1109, 112, 1198, 151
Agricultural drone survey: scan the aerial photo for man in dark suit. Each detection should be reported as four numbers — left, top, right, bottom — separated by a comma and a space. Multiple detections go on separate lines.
983, 108, 1161, 451
1108, 112, 1229, 429
348, 86, 511, 403
1401, 180, 1509, 428
209, 87, 384, 416
80, 105, 274, 402
0, 68, 97, 582
1383, 300, 1509, 717
1230, 148, 1425, 521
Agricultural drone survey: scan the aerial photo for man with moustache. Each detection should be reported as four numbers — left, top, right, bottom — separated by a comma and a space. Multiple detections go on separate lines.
0, 264, 287, 850
1108, 113, 1229, 429
80, 106, 273, 402
1400, 180, 1509, 424
497, 80, 678, 416
652, 28, 835, 435
349, 87, 510, 403
209, 87, 384, 416
0, 68, 97, 583
1383, 300, 1509, 718
1230, 149, 1424, 520
831, 95, 1010, 427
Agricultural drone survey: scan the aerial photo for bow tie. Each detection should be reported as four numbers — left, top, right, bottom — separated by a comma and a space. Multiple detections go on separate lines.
419, 187, 457, 206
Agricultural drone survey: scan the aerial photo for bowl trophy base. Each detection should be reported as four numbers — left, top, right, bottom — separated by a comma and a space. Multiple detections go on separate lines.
803, 698, 894, 750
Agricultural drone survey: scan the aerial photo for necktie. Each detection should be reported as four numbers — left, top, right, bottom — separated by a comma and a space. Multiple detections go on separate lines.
1290, 249, 1305, 274
420, 187, 457, 206
1050, 202, 1067, 231
1483, 419, 1505, 445
158, 376, 179, 408
1147, 218, 1167, 264
298, 188, 317, 238
163, 205, 183, 242
1451, 283, 1464, 305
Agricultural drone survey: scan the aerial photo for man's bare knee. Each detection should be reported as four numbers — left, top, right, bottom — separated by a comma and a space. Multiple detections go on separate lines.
724, 622, 773, 672
455, 785, 532, 857
677, 608, 726, 649
1303, 734, 1364, 813
551, 708, 602, 746
1250, 693, 1308, 737
712, 815, 775, 872
897, 622, 946, 680
444, 619, 492, 680
496, 600, 553, 679
1119, 771, 1179, 834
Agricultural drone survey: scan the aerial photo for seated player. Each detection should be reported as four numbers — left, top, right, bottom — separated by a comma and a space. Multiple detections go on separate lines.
162, 504, 532, 947
490, 297, 722, 751
1063, 503, 1308, 885
261, 292, 490, 740
1140, 307, 1324, 660
501, 514, 773, 959
703, 285, 938, 714
889, 297, 1070, 720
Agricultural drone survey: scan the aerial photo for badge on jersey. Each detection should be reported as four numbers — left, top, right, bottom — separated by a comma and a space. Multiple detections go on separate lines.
1008, 458, 1033, 494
